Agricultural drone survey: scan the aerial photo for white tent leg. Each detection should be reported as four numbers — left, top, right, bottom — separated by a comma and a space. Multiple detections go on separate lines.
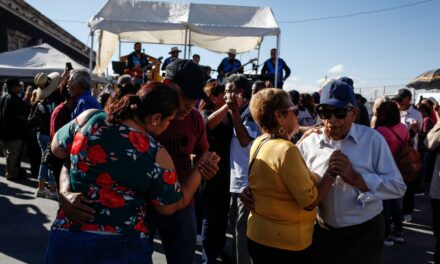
89, 30, 94, 73
274, 33, 280, 88
183, 28, 188, 59
256, 42, 261, 75
188, 30, 192, 58
118, 36, 121, 58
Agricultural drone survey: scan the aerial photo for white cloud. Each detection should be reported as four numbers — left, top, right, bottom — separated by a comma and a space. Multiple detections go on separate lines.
328, 64, 346, 74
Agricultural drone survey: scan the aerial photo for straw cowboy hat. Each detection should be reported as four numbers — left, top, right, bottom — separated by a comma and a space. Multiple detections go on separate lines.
228, 48, 237, 55
34, 72, 60, 99
168, 47, 182, 54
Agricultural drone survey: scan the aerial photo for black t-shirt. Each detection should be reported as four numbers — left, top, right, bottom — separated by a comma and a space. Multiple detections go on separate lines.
201, 109, 233, 193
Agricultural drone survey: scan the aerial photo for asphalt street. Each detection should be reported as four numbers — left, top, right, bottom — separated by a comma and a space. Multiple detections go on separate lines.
0, 157, 436, 264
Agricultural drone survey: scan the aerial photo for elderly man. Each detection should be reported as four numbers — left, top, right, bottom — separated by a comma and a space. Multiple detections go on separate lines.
68, 69, 102, 118
297, 80, 406, 263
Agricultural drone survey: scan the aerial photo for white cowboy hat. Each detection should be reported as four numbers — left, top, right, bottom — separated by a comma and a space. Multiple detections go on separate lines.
228, 48, 237, 55
168, 47, 182, 54
34, 72, 60, 99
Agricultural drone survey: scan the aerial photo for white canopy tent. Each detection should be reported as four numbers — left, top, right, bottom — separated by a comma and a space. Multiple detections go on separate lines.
89, 0, 281, 86
0, 43, 85, 77
0, 43, 109, 83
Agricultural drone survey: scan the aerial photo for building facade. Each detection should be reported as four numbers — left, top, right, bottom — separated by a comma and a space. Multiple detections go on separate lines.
0, 0, 92, 67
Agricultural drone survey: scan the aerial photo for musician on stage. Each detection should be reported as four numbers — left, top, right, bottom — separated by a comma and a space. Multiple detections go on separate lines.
126, 42, 150, 71
161, 47, 181, 71
217, 49, 242, 81
261, 48, 291, 88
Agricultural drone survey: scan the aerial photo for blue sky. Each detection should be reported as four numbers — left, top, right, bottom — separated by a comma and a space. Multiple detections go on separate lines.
25, 0, 440, 100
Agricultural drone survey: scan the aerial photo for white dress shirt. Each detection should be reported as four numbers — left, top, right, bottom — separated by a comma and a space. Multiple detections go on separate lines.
401, 106, 423, 148
297, 124, 407, 228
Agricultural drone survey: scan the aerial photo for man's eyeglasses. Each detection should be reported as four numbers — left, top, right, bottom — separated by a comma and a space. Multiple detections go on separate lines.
316, 105, 354, 119
285, 106, 299, 116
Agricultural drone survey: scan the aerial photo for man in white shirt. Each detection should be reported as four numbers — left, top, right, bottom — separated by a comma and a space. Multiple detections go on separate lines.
297, 80, 407, 264
226, 74, 260, 264
392, 88, 423, 222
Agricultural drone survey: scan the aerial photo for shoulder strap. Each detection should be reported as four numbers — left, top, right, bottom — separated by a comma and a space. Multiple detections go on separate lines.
387, 126, 405, 144
248, 135, 274, 175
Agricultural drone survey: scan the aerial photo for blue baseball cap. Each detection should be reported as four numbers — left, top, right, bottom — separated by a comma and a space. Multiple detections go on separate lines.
319, 80, 356, 108
338, 77, 354, 89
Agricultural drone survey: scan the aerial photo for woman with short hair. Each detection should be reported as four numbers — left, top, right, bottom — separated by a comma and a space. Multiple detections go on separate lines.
246, 88, 334, 263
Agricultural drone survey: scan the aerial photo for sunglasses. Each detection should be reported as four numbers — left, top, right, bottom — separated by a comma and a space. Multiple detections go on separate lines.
285, 106, 299, 116
316, 105, 354, 119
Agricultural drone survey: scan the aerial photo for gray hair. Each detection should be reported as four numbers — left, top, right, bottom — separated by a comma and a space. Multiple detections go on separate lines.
70, 69, 92, 89
117, 74, 132, 86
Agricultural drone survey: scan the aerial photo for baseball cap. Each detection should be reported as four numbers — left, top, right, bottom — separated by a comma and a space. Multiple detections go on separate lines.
165, 59, 206, 99
319, 80, 356, 108
338, 77, 354, 89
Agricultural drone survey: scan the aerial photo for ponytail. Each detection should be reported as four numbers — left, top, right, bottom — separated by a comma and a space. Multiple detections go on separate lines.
106, 94, 141, 123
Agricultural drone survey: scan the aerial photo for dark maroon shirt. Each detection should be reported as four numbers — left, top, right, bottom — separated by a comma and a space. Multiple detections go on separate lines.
50, 102, 71, 138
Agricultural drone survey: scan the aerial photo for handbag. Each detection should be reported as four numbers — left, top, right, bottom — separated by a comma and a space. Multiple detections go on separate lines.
387, 127, 422, 183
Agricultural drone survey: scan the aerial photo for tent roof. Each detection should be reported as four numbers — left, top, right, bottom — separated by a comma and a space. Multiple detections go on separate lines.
0, 43, 84, 77
89, 1, 279, 37
89, 1, 280, 74
0, 43, 109, 83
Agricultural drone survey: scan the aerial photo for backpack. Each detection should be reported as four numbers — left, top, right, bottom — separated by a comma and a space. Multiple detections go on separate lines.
388, 127, 422, 183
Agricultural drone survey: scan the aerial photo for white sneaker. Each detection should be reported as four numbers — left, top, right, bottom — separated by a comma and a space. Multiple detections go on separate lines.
35, 189, 48, 197
46, 191, 59, 200
384, 235, 394, 246
403, 214, 412, 222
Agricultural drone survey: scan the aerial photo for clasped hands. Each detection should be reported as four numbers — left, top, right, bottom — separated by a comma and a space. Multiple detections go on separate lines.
194, 151, 221, 180
327, 150, 366, 190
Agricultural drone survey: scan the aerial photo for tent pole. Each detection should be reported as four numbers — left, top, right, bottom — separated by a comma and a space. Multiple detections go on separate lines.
188, 30, 192, 58
89, 30, 94, 73
183, 28, 188, 59
118, 36, 121, 58
274, 33, 280, 88
256, 43, 261, 75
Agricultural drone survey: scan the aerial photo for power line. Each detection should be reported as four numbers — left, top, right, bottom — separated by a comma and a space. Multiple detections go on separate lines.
278, 0, 433, 24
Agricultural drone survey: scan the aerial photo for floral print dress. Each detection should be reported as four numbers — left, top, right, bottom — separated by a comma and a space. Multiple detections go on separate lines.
51, 111, 182, 238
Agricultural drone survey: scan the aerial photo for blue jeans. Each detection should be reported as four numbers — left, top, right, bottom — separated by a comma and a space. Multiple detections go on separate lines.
45, 231, 153, 264
36, 132, 55, 184
151, 203, 197, 264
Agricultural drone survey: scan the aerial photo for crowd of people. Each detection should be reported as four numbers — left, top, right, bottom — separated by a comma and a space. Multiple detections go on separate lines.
0, 46, 439, 264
